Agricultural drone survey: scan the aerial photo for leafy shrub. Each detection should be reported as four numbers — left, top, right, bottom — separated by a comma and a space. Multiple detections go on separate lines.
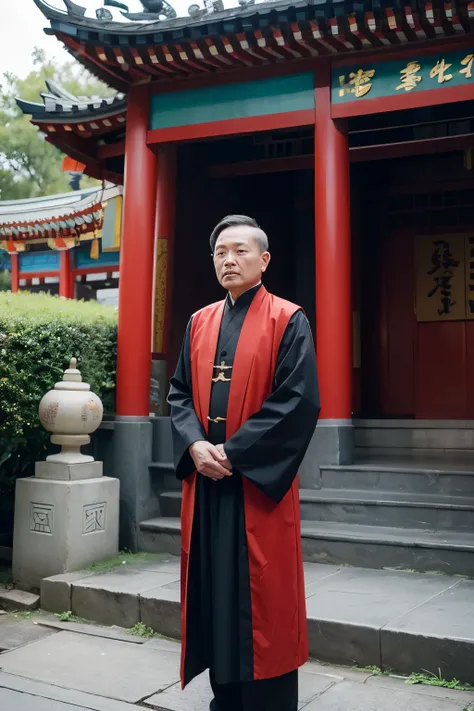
0, 270, 11, 292
0, 291, 117, 533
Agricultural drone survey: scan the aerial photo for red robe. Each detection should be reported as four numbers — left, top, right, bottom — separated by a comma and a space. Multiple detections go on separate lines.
180, 286, 309, 686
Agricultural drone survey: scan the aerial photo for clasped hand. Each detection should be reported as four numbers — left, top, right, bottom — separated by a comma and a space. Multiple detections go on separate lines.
189, 441, 232, 480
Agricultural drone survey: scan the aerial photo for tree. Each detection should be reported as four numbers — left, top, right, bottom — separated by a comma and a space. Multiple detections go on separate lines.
0, 48, 115, 201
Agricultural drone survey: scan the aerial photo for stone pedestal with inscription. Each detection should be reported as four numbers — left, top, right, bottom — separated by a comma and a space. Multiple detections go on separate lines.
12, 359, 119, 592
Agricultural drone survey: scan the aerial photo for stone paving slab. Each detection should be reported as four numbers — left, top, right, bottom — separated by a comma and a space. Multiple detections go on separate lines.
130, 558, 181, 575
143, 669, 336, 711
36, 618, 147, 644
0, 630, 180, 703
0, 588, 40, 611
73, 568, 179, 594
304, 567, 458, 626
303, 680, 474, 710
382, 578, 474, 683
0, 614, 58, 651
144, 636, 184, 654
1, 631, 474, 711
0, 671, 139, 711
384, 578, 474, 639
0, 687, 87, 711
368, 674, 474, 704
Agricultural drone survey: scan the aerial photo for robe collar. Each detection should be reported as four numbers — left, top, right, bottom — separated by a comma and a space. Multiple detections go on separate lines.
226, 282, 262, 311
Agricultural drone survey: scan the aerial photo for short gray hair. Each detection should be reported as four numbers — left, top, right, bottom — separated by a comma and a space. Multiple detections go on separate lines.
210, 215, 269, 253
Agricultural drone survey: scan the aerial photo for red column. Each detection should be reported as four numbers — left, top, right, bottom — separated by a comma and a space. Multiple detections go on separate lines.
10, 254, 19, 293
314, 64, 352, 420
116, 84, 158, 417
59, 250, 72, 298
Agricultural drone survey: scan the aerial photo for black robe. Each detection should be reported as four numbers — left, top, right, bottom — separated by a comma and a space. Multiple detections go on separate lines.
168, 284, 320, 686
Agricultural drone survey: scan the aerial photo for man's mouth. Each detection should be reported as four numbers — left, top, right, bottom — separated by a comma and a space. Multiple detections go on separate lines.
223, 272, 239, 278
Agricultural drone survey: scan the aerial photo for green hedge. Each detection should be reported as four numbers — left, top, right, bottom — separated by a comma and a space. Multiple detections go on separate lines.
0, 292, 117, 529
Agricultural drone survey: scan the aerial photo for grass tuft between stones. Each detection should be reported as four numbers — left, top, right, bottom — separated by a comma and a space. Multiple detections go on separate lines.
56, 611, 91, 624
353, 665, 474, 692
353, 665, 387, 676
406, 670, 474, 692
84, 551, 165, 574
128, 622, 155, 639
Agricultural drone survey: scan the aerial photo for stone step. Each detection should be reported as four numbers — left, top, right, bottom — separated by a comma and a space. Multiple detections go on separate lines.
159, 491, 182, 518
0, 589, 40, 612
299, 488, 474, 531
40, 556, 474, 685
300, 520, 474, 576
151, 460, 474, 498
159, 487, 474, 531
138, 516, 474, 576
354, 419, 474, 454
139, 517, 181, 557
320, 462, 474, 497
148, 462, 181, 491
150, 416, 173, 464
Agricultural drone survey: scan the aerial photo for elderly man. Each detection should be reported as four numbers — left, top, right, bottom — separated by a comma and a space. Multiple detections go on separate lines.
168, 215, 320, 711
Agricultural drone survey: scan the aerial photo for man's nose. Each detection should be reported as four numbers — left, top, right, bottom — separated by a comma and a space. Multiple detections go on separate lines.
224, 252, 237, 265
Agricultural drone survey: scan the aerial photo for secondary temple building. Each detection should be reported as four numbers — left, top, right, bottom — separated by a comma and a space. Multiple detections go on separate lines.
8, 0, 474, 566
0, 180, 122, 301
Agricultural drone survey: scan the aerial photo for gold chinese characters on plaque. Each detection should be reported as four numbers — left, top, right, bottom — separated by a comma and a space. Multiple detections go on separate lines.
415, 234, 466, 322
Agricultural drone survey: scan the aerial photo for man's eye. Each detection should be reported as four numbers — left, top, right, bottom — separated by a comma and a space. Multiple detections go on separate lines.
238, 250, 247, 254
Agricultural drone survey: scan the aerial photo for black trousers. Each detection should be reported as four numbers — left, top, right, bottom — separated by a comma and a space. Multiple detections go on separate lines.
209, 669, 298, 711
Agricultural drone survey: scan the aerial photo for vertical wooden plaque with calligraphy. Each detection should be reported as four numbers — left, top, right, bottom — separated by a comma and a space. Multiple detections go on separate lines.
154, 238, 168, 352
415, 234, 466, 322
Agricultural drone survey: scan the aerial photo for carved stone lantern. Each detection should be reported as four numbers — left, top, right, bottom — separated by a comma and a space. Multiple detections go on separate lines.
39, 358, 103, 465
12, 358, 119, 591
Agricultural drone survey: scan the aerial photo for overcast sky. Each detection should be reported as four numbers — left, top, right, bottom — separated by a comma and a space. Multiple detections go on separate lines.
0, 0, 239, 80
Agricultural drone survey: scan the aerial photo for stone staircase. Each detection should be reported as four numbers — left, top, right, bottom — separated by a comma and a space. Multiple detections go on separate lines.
138, 418, 474, 576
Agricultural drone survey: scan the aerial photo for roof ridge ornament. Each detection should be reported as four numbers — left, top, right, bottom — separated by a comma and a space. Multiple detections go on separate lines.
119, 0, 177, 21
188, 0, 224, 17
50, 0, 177, 23
63, 0, 86, 17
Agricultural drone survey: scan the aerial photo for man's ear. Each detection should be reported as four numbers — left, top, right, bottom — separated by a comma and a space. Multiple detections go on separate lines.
261, 252, 271, 272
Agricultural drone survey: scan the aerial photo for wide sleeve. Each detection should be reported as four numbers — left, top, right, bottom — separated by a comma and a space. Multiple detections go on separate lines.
223, 310, 320, 503
167, 318, 207, 480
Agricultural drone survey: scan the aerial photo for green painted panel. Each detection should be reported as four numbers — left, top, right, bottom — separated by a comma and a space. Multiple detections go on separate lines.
150, 73, 314, 130
332, 49, 474, 105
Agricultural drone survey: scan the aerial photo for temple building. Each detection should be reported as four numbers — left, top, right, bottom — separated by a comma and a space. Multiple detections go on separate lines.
0, 179, 122, 302
10, 0, 474, 568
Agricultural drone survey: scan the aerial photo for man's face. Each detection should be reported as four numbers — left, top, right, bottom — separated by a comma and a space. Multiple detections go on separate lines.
213, 225, 270, 298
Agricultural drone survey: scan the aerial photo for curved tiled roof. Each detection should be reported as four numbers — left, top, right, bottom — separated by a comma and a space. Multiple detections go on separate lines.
33, 0, 317, 35
0, 184, 122, 242
32, 0, 474, 91
17, 79, 127, 136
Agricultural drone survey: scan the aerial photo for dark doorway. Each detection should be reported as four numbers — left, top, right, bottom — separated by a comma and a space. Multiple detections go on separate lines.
169, 137, 315, 374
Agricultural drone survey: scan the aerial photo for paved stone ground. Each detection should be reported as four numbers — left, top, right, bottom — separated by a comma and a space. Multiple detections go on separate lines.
0, 613, 474, 711
40, 556, 474, 683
